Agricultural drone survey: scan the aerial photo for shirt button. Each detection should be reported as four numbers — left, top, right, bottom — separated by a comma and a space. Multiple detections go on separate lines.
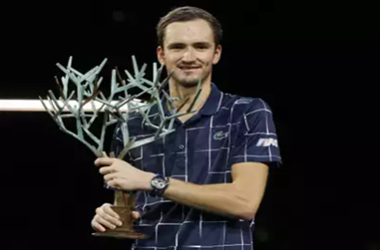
179, 144, 184, 150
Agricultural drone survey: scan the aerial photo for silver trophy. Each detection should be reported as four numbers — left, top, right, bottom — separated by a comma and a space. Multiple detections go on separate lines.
39, 56, 201, 239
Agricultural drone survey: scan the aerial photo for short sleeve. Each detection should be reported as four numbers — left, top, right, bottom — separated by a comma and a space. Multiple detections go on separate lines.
229, 98, 282, 168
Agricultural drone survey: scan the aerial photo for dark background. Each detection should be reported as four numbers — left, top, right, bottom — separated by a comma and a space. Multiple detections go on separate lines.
0, 0, 379, 249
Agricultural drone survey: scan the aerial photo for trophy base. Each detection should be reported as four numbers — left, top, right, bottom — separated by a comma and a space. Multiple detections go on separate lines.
92, 229, 148, 239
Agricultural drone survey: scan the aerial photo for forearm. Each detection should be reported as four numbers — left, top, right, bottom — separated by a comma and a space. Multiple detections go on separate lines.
162, 178, 256, 220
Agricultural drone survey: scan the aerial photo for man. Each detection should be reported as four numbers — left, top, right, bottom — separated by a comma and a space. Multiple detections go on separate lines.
91, 6, 282, 250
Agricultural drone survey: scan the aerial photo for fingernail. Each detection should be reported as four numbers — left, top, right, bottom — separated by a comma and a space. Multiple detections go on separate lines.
118, 222, 123, 226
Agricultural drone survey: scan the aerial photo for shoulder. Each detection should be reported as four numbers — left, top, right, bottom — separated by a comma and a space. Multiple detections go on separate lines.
219, 92, 272, 121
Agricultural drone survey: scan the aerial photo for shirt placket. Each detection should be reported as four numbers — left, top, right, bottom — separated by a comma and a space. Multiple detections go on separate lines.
168, 125, 187, 181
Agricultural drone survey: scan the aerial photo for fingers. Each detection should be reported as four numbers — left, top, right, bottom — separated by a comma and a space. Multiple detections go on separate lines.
92, 204, 123, 231
99, 166, 115, 175
94, 214, 118, 230
91, 217, 106, 232
132, 211, 141, 220
97, 206, 122, 226
96, 216, 121, 229
103, 172, 118, 182
104, 204, 120, 220
95, 157, 114, 167
106, 179, 122, 189
92, 204, 142, 233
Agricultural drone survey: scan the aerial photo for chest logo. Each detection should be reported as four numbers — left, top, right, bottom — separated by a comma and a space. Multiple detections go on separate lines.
213, 131, 228, 140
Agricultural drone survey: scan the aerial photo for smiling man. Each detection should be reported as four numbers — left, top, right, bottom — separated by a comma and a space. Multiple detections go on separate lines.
91, 6, 282, 250
160, 18, 219, 87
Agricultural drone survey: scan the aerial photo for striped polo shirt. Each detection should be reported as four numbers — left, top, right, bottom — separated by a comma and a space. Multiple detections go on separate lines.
111, 82, 282, 250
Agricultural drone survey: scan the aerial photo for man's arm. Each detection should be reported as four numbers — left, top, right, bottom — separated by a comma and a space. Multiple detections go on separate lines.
161, 162, 269, 220
100, 158, 269, 220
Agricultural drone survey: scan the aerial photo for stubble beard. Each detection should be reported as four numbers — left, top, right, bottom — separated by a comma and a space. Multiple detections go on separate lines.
171, 69, 211, 89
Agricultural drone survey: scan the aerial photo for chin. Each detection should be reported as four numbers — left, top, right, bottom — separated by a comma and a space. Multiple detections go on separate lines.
173, 75, 201, 88
171, 70, 210, 88
178, 79, 200, 88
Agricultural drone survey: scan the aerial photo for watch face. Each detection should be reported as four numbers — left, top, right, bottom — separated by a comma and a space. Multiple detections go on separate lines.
152, 178, 166, 189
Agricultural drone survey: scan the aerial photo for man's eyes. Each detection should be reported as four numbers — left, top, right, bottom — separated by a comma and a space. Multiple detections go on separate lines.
196, 45, 208, 49
169, 44, 210, 50
171, 45, 185, 49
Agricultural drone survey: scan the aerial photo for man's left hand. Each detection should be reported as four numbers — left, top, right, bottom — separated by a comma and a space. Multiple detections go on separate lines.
94, 152, 154, 191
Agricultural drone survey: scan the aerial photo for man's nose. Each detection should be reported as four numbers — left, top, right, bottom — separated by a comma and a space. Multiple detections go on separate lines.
182, 48, 196, 62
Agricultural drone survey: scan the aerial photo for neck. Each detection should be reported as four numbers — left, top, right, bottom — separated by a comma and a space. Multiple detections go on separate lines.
168, 79, 212, 114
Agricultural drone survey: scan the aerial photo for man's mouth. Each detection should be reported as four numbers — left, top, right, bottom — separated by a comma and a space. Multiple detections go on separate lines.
178, 66, 201, 71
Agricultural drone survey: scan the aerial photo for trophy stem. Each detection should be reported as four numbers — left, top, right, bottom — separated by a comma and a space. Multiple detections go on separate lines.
114, 190, 126, 207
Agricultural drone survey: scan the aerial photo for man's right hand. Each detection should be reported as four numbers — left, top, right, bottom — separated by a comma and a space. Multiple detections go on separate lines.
91, 203, 141, 232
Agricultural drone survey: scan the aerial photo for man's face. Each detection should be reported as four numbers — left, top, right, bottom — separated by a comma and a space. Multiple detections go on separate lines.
157, 19, 222, 88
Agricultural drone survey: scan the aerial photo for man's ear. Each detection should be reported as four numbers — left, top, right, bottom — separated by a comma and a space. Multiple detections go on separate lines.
157, 46, 165, 65
212, 44, 222, 65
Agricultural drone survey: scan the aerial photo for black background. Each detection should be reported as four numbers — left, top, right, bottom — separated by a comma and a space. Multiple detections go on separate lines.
0, 1, 379, 249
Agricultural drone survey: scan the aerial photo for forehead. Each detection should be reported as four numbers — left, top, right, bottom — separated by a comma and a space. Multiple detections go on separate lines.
164, 19, 214, 45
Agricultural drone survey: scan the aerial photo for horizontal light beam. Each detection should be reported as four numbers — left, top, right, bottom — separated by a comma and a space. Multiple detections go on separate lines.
0, 99, 141, 112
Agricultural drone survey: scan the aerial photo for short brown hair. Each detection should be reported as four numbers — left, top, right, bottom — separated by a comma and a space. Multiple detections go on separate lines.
156, 6, 223, 48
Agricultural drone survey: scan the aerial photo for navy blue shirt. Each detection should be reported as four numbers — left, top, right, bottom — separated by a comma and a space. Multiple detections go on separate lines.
112, 83, 282, 250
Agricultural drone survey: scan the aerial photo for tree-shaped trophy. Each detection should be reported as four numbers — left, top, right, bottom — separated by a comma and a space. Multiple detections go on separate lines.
39, 56, 201, 239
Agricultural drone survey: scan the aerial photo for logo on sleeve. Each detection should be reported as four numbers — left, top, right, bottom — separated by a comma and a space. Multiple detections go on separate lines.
256, 138, 278, 147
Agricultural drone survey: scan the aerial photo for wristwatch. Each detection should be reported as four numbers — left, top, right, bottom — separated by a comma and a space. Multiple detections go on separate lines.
150, 173, 169, 197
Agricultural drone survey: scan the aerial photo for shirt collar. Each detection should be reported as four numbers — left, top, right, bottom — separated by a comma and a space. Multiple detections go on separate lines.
197, 82, 222, 116
162, 82, 222, 117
